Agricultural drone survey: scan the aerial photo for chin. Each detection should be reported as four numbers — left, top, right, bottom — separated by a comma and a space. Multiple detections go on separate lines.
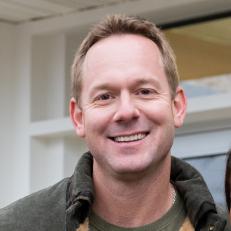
111, 158, 154, 176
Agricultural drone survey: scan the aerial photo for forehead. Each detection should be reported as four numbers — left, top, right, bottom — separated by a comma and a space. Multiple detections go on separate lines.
82, 34, 164, 76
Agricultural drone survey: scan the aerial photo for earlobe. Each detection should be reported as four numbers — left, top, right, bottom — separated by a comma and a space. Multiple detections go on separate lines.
69, 97, 85, 137
173, 87, 187, 128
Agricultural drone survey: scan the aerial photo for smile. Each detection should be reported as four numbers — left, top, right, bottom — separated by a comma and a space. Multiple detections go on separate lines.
111, 133, 148, 143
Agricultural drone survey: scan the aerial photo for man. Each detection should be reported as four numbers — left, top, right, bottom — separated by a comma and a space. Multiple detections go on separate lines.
0, 14, 230, 231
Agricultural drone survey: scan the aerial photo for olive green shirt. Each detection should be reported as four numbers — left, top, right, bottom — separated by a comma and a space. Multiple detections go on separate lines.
89, 190, 186, 231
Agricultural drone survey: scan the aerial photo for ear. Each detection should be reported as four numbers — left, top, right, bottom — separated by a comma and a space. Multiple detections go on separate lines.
172, 87, 187, 128
69, 97, 85, 137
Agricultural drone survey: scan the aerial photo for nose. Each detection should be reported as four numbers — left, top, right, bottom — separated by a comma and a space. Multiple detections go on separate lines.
112, 92, 140, 123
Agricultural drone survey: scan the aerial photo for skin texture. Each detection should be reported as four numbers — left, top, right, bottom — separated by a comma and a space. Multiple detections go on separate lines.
70, 34, 187, 227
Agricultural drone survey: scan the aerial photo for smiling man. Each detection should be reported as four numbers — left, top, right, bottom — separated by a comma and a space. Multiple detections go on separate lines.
0, 15, 230, 231
70, 32, 185, 229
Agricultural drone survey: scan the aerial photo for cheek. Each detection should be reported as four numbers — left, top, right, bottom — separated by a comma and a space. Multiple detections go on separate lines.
84, 107, 115, 134
139, 101, 174, 124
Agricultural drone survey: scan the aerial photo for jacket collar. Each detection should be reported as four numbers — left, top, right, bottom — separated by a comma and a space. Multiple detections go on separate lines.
66, 152, 94, 231
66, 152, 227, 231
171, 156, 227, 230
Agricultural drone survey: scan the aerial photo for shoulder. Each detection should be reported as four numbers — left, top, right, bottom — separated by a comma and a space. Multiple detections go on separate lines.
0, 178, 70, 231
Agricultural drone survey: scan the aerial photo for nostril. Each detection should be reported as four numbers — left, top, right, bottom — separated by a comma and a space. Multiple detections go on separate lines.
113, 106, 140, 122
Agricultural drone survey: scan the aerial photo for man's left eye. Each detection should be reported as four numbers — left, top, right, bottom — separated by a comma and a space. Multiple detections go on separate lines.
137, 88, 154, 95
140, 89, 151, 95
135, 88, 158, 99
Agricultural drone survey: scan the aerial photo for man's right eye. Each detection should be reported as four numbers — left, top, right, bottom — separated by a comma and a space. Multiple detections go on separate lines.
95, 93, 113, 101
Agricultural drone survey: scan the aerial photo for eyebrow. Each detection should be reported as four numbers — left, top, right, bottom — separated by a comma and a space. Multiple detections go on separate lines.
131, 77, 161, 88
89, 76, 162, 97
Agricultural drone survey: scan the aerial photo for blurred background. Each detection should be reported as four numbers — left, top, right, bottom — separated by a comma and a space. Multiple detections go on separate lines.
0, 0, 230, 208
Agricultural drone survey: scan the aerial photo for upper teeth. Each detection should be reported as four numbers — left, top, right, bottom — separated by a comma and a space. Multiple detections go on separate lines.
114, 133, 146, 142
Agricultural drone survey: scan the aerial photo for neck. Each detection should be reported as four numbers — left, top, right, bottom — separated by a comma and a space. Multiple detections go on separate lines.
92, 156, 174, 227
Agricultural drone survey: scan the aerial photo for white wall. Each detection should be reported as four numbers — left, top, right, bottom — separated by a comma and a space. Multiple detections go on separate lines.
0, 22, 31, 207
11, 26, 31, 201
0, 23, 15, 206
0, 22, 16, 206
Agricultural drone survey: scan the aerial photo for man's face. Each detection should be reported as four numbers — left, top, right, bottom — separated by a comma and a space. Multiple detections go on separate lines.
70, 34, 186, 178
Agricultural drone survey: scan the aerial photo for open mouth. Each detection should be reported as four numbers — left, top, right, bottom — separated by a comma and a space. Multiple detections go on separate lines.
109, 132, 148, 143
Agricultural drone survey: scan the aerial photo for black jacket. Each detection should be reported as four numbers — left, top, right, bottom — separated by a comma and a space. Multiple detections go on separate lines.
0, 152, 230, 231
